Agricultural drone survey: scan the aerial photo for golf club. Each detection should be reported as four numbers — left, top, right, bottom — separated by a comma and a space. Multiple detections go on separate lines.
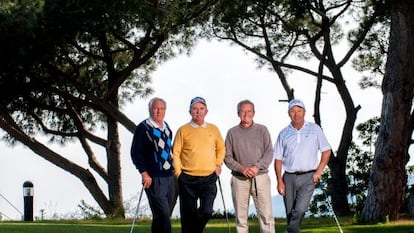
218, 176, 231, 233
323, 191, 344, 233
129, 186, 144, 233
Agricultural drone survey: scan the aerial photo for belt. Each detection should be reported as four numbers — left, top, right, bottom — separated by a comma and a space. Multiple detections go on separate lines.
285, 170, 316, 175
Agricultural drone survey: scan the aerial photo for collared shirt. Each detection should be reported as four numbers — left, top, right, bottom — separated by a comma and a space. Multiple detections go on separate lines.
148, 117, 167, 131
274, 121, 331, 173
189, 120, 207, 128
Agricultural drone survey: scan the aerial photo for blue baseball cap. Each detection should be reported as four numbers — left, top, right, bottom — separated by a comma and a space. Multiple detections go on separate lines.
190, 96, 207, 109
288, 99, 305, 111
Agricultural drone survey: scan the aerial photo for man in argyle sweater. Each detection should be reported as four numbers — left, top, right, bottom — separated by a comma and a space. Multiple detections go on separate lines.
131, 97, 174, 233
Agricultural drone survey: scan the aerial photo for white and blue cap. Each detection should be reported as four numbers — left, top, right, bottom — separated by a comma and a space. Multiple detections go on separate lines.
288, 99, 305, 111
190, 96, 207, 109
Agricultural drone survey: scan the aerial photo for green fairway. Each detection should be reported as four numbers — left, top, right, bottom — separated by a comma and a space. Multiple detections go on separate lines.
0, 217, 413, 233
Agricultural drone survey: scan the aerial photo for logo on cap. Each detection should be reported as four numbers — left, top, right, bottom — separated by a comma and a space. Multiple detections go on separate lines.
288, 99, 305, 111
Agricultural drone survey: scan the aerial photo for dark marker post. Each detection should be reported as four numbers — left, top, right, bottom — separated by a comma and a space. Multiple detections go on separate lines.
23, 181, 34, 221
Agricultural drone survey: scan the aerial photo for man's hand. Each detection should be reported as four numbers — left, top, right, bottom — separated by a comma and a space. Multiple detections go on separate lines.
313, 171, 322, 184
215, 165, 222, 176
141, 172, 152, 189
277, 180, 286, 196
248, 165, 259, 177
241, 165, 259, 178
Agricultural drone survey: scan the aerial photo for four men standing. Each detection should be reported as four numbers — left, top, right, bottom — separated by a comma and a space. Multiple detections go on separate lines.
131, 97, 331, 233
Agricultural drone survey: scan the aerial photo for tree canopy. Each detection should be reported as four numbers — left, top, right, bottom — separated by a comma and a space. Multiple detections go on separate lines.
1, 0, 412, 222
206, 0, 391, 216
0, 0, 214, 218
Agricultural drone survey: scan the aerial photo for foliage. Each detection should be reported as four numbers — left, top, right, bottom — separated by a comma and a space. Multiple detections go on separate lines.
347, 117, 380, 214
77, 200, 104, 220
211, 209, 235, 219
309, 171, 331, 217
0, 0, 215, 145
310, 117, 414, 217
0, 0, 216, 218
351, 1, 391, 89
346, 142, 374, 214
123, 192, 150, 219
402, 165, 414, 216
309, 117, 378, 216
206, 0, 392, 216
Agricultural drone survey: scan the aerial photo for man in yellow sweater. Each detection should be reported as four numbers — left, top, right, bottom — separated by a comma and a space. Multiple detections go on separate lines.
173, 96, 225, 233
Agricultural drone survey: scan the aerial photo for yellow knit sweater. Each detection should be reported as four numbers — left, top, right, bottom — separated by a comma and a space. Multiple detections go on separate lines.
172, 122, 225, 177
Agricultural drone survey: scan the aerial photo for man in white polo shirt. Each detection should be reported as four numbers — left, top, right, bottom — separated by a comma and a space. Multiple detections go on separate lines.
273, 99, 331, 233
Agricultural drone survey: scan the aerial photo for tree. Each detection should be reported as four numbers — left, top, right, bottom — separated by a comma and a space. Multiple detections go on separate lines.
361, 0, 414, 222
208, 0, 389, 215
310, 118, 379, 216
347, 118, 379, 214
0, 0, 213, 218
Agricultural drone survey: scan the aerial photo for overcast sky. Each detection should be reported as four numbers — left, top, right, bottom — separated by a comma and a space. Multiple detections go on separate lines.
0, 39, 411, 220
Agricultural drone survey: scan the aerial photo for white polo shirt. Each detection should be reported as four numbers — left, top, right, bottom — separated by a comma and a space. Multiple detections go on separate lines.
274, 121, 331, 173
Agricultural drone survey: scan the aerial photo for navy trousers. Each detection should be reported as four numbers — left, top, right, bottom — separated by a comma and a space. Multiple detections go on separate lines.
178, 172, 217, 233
145, 176, 175, 233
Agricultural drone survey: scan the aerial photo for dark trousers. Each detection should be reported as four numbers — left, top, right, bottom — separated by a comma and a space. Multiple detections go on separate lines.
145, 176, 174, 233
178, 172, 217, 233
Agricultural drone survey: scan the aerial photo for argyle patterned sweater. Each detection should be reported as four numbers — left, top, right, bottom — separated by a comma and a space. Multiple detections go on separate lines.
131, 119, 174, 177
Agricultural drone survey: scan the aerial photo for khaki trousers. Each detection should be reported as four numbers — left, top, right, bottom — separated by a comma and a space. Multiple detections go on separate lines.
231, 173, 275, 233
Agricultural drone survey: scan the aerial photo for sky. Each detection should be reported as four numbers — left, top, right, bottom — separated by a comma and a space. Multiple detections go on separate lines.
0, 39, 411, 220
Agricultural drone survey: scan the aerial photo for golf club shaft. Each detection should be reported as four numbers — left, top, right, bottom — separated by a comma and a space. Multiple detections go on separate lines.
130, 186, 144, 233
218, 176, 231, 233
325, 193, 344, 233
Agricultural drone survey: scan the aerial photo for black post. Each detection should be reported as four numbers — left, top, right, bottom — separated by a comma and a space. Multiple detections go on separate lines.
23, 181, 34, 221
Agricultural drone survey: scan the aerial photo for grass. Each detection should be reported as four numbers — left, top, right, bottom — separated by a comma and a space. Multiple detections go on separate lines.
0, 217, 413, 233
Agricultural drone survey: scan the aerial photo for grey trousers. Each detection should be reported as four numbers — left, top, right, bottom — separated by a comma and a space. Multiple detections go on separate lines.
283, 172, 315, 233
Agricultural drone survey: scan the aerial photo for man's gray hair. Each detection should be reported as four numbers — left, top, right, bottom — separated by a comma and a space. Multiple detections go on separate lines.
148, 97, 167, 113
237, 99, 255, 114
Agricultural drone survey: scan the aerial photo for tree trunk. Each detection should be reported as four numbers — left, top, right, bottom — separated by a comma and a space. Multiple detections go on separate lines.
326, 78, 359, 216
106, 114, 125, 218
361, 0, 414, 223
328, 153, 351, 216
323, 54, 360, 217
0, 111, 114, 216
